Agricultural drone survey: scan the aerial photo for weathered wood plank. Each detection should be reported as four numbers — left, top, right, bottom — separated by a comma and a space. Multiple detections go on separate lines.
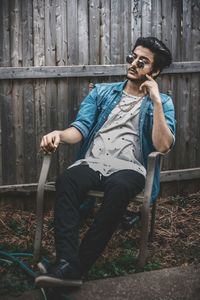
191, 0, 200, 61
67, 0, 78, 64
121, 0, 132, 58
182, 0, 192, 60
10, 0, 24, 183
0, 62, 200, 79
100, 0, 111, 64
161, 0, 172, 50
1, 167, 200, 193
151, 0, 162, 38
160, 0, 173, 101
78, 0, 89, 65
55, 0, 68, 175
131, 0, 142, 46
160, 168, 200, 182
0, 1, 15, 185
33, 0, 46, 178
190, 1, 200, 167
141, 0, 152, 36
89, 0, 100, 64
171, 0, 182, 60
0, 0, 4, 184
1, 81, 17, 184
110, 0, 122, 63
0, 183, 38, 193
22, 0, 36, 183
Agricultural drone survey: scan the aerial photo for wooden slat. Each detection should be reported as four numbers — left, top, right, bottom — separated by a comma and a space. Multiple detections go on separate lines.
131, 0, 142, 45
33, 0, 46, 177
141, 0, 152, 36
182, 0, 192, 61
22, 0, 37, 183
110, 0, 122, 63
55, 0, 68, 175
171, 0, 182, 60
0, 183, 38, 193
161, 0, 172, 49
191, 0, 200, 61
78, 0, 89, 65
89, 0, 100, 64
10, 0, 24, 184
0, 98, 2, 184
0, 0, 3, 184
160, 0, 172, 96
160, 168, 200, 182
1, 167, 200, 193
122, 0, 132, 57
151, 0, 162, 38
0, 0, 16, 185
0, 62, 199, 80
100, 0, 111, 64
190, 1, 200, 168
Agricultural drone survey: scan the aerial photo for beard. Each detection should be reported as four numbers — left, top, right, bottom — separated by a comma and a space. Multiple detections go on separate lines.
126, 71, 147, 84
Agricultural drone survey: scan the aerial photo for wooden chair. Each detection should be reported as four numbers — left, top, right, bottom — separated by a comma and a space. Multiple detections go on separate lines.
33, 150, 163, 268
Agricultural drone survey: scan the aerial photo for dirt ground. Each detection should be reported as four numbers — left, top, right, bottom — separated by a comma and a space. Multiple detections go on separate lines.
0, 191, 199, 295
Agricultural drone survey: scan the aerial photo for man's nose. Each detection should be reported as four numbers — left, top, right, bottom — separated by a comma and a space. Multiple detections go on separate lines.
130, 58, 138, 67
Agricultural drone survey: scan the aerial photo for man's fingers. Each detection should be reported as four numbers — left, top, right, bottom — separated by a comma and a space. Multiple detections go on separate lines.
40, 134, 58, 153
139, 83, 147, 94
40, 131, 61, 154
145, 74, 153, 80
53, 135, 60, 148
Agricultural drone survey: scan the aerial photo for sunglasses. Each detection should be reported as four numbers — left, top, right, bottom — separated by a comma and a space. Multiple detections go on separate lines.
126, 54, 146, 69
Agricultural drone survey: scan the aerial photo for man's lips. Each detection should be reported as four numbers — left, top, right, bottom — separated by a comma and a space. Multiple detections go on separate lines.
128, 68, 137, 75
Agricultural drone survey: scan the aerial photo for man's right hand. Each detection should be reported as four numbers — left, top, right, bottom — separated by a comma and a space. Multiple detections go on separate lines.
40, 130, 61, 154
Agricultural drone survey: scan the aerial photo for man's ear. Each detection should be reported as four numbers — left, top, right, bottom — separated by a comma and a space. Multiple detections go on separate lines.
151, 69, 160, 78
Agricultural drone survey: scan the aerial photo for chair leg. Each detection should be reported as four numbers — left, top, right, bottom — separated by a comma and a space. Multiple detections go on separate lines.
137, 202, 150, 269
149, 201, 157, 242
33, 155, 52, 262
33, 187, 45, 262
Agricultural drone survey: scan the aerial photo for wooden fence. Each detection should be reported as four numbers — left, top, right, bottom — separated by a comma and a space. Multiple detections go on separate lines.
0, 0, 200, 185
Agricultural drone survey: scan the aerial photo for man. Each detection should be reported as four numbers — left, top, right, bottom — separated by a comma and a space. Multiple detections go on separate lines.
35, 37, 176, 288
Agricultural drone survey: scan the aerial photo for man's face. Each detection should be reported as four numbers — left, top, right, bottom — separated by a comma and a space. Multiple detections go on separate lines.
126, 46, 155, 82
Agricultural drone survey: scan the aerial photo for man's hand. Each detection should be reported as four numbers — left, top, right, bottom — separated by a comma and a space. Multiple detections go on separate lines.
139, 74, 161, 103
40, 130, 61, 154
40, 127, 83, 154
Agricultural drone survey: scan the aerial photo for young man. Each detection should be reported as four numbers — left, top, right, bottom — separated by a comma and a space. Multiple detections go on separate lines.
35, 37, 176, 287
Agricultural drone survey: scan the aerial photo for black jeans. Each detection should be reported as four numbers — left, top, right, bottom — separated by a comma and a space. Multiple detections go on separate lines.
54, 165, 145, 275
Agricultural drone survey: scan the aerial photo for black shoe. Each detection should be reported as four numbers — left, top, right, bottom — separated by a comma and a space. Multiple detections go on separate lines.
35, 259, 83, 288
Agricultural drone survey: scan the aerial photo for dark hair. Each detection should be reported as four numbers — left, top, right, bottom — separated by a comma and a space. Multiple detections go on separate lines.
133, 37, 172, 72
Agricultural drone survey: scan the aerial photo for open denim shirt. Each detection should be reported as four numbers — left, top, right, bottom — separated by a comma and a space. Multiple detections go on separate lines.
71, 80, 176, 202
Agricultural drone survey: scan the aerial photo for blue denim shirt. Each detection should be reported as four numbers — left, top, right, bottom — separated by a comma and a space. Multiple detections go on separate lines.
71, 80, 176, 202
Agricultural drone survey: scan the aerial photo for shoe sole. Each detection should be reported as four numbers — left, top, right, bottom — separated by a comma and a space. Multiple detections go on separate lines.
35, 275, 83, 288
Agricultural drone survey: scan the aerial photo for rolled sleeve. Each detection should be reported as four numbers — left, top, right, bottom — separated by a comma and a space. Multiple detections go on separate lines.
70, 121, 89, 139
70, 87, 99, 140
163, 95, 176, 147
